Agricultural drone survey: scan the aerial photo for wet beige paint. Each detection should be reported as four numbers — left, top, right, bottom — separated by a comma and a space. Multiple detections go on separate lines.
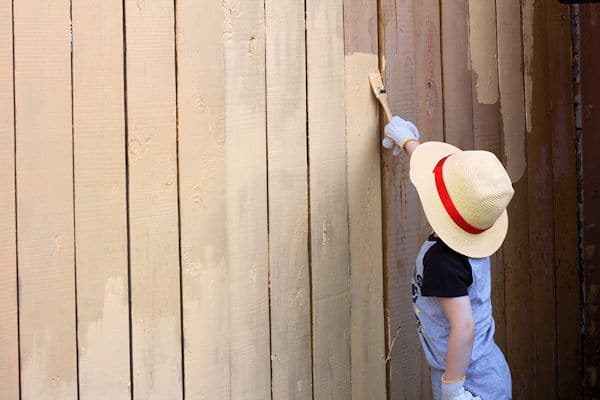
78, 278, 130, 397
522, 0, 535, 136
496, 0, 528, 182
468, 0, 500, 105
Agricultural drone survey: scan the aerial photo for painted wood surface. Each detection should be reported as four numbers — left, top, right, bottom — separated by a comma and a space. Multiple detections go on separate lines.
176, 1, 230, 399
265, 0, 312, 399
13, 1, 78, 399
124, 0, 182, 398
1, 1, 583, 399
72, 1, 131, 399
343, 1, 387, 399
306, 1, 352, 399
223, 1, 272, 399
0, 1, 19, 398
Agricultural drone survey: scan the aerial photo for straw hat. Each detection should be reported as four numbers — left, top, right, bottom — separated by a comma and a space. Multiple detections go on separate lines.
409, 142, 515, 258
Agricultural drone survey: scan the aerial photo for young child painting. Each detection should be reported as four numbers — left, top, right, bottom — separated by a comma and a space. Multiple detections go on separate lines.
383, 116, 514, 400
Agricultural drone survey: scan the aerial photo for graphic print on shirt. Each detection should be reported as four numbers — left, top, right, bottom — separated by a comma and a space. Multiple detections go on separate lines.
412, 269, 426, 335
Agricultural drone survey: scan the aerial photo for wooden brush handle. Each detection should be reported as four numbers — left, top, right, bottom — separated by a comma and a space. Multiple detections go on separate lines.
374, 91, 393, 124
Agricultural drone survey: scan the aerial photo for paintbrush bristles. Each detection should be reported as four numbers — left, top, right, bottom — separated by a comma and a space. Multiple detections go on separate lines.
368, 72, 393, 123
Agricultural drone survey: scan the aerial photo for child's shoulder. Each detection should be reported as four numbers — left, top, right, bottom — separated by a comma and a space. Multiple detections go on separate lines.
419, 233, 473, 297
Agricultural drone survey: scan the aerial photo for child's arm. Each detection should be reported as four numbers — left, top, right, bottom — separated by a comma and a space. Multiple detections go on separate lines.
439, 296, 475, 381
404, 139, 420, 157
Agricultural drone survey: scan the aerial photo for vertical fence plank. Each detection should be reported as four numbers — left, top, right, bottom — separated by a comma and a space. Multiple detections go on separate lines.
176, 1, 229, 399
13, 0, 77, 398
306, 1, 351, 398
578, 4, 600, 398
0, 0, 19, 398
546, 4, 580, 399
379, 0, 425, 398
523, 1, 558, 398
124, 1, 182, 398
440, 0, 474, 150
467, 0, 507, 353
500, 0, 534, 397
223, 1, 271, 399
71, 2, 131, 399
414, 3, 444, 398
265, 0, 312, 399
343, 1, 387, 399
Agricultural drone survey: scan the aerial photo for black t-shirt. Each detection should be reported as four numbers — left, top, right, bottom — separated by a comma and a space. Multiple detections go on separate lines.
420, 234, 473, 298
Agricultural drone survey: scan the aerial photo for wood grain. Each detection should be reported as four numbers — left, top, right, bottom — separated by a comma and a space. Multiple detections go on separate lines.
0, 0, 19, 397
124, 0, 182, 398
467, 0, 507, 352
223, 0, 271, 398
343, 1, 387, 399
579, 4, 600, 398
523, 1, 558, 398
176, 1, 230, 399
379, 0, 431, 398
306, 1, 351, 398
440, 0, 474, 150
72, 1, 131, 399
265, 0, 312, 398
545, 3, 580, 399
14, 0, 78, 398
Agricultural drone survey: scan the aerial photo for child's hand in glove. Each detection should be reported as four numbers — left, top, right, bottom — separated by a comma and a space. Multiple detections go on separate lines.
382, 115, 420, 155
441, 376, 481, 400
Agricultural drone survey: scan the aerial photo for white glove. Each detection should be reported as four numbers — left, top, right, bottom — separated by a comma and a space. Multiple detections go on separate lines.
441, 376, 481, 400
382, 116, 420, 155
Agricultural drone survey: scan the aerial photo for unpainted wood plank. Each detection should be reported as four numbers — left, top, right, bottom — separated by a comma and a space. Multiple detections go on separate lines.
0, 1, 19, 398
522, 0, 558, 398
306, 1, 351, 398
545, 3, 580, 398
265, 0, 312, 399
71, 2, 131, 399
343, 1, 387, 399
414, 3, 444, 399
176, 1, 230, 399
223, 1, 271, 399
440, 0, 474, 150
124, 1, 182, 398
379, 0, 425, 398
579, 4, 600, 398
467, 0, 507, 353
13, 0, 77, 398
496, 1, 534, 399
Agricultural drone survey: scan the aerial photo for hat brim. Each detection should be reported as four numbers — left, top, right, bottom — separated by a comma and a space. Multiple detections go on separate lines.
409, 142, 508, 258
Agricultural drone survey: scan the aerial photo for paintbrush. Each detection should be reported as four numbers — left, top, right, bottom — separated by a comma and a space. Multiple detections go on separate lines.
368, 72, 402, 155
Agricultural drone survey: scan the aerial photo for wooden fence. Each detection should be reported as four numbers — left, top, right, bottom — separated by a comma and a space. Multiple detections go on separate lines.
0, 0, 579, 399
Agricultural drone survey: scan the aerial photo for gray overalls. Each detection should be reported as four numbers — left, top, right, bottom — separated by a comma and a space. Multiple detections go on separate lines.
412, 236, 512, 399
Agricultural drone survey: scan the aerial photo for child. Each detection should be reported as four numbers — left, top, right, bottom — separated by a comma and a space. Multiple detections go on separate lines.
383, 116, 514, 400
